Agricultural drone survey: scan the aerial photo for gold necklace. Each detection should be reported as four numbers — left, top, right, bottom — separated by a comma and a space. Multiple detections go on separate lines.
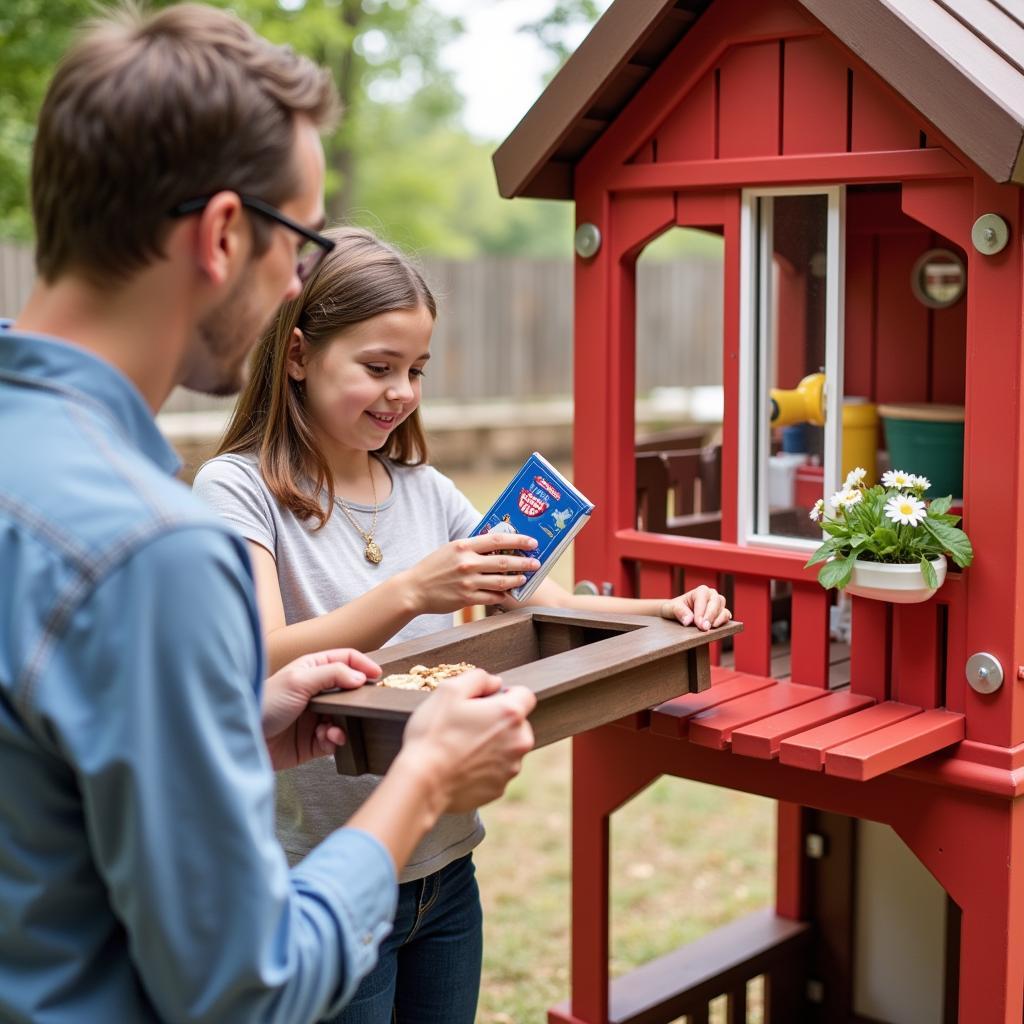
335, 461, 383, 564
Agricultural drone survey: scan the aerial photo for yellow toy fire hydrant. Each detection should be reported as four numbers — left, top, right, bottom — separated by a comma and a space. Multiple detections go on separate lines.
769, 372, 878, 483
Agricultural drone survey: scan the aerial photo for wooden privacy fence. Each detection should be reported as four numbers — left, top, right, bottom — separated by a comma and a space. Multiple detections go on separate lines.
0, 241, 724, 407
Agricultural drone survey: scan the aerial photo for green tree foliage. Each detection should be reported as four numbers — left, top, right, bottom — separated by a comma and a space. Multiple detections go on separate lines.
0, 0, 595, 255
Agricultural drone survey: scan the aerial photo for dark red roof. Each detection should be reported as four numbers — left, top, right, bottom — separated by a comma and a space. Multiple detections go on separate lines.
493, 0, 1024, 198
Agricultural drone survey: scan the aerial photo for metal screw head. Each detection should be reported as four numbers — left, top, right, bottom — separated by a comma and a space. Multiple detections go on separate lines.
574, 223, 602, 259
573, 580, 599, 596
966, 652, 1004, 694
971, 213, 1009, 255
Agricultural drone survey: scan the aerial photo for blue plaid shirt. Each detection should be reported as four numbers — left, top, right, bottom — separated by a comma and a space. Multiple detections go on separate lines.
0, 327, 396, 1023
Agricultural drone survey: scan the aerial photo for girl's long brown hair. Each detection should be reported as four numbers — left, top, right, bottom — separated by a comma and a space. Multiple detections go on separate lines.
217, 226, 435, 529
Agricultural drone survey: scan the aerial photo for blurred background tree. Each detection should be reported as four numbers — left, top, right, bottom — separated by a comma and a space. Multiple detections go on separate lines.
0, 0, 613, 255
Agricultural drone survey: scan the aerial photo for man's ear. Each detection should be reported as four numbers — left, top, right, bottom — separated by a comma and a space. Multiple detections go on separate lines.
195, 191, 248, 287
286, 327, 309, 381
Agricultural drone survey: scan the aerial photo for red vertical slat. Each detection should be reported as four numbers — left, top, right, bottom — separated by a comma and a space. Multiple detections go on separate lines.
844, 230, 876, 402
781, 36, 847, 155
849, 597, 890, 701
656, 69, 716, 162
943, 580, 968, 715
636, 562, 674, 600
776, 802, 805, 919
891, 602, 941, 709
718, 41, 781, 159
961, 179, 1024, 746
790, 583, 831, 688
719, 195, 741, 543
849, 66, 921, 152
570, 739, 610, 1024
733, 576, 773, 677
931, 291, 967, 406
572, 184, 614, 596
873, 232, 931, 404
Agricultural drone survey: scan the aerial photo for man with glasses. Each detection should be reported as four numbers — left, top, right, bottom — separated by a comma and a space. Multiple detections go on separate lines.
0, 5, 535, 1023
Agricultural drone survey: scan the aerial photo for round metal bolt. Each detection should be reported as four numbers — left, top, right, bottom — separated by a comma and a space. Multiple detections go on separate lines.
573, 579, 599, 596
966, 652, 1004, 694
574, 223, 602, 259
971, 213, 1009, 255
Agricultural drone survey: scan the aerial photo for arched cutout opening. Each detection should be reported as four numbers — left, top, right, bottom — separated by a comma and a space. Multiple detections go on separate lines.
634, 226, 725, 542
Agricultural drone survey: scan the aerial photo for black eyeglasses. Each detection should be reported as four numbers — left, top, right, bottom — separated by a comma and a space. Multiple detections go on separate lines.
169, 193, 335, 283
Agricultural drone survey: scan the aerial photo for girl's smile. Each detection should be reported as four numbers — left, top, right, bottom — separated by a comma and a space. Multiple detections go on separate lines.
365, 409, 400, 430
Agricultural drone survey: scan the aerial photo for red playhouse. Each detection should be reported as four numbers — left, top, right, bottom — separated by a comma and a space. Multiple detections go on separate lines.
494, 1, 1024, 1022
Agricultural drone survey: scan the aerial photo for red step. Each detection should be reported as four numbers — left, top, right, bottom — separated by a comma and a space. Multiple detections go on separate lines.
688, 682, 831, 750
824, 708, 965, 780
650, 671, 774, 738
731, 691, 876, 759
778, 702, 922, 772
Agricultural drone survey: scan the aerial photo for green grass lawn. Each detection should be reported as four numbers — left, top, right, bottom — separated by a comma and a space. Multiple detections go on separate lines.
446, 463, 776, 1023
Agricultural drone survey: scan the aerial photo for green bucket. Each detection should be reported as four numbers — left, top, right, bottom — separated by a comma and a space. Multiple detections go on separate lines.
879, 403, 965, 497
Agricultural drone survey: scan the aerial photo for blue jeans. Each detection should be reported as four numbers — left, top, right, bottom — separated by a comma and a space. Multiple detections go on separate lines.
324, 853, 483, 1024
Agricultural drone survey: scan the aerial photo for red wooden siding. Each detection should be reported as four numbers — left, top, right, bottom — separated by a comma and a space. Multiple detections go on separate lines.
650, 70, 717, 164
718, 42, 782, 159
781, 35, 848, 155
849, 66, 922, 152
843, 187, 968, 407
623, 24, 946, 180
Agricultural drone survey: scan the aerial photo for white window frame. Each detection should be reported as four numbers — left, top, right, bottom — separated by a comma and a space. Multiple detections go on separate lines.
737, 185, 846, 551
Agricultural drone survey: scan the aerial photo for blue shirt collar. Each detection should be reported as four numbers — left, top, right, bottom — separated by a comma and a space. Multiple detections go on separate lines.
0, 323, 182, 476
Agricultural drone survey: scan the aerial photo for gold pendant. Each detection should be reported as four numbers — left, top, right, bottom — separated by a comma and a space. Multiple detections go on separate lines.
364, 539, 383, 564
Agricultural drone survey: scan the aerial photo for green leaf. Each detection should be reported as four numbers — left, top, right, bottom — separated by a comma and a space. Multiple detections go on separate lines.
927, 495, 953, 517
805, 541, 838, 568
820, 520, 849, 539
871, 526, 899, 547
818, 553, 857, 590
921, 518, 974, 568
919, 555, 938, 589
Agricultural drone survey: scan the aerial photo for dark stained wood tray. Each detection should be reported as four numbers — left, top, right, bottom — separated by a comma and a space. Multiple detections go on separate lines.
310, 606, 742, 776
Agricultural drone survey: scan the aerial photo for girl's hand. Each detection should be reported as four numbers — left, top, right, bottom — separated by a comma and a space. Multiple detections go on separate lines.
261, 649, 382, 770
660, 586, 732, 631
401, 534, 541, 614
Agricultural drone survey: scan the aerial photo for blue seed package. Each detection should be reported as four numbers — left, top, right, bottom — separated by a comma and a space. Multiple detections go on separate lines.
470, 452, 595, 601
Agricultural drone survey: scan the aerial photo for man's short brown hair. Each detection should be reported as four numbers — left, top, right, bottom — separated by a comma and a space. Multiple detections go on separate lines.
31, 3, 337, 284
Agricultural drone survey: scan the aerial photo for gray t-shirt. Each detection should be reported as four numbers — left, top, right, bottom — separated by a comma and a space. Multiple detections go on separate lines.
193, 451, 483, 882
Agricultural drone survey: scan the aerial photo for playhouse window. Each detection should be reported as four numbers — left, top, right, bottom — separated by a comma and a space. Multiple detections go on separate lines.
740, 187, 845, 549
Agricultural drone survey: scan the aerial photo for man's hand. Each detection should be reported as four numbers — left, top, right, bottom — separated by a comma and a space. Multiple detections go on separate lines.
660, 585, 732, 631
261, 649, 381, 771
398, 669, 536, 814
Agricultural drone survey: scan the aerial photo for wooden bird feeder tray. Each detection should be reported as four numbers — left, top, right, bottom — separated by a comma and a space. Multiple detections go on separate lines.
311, 606, 741, 776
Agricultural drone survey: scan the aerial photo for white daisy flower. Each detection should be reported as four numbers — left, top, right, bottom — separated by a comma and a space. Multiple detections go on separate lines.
882, 469, 912, 488
829, 489, 847, 510
884, 493, 926, 526
910, 474, 931, 492
809, 498, 825, 522
839, 488, 863, 508
844, 467, 867, 488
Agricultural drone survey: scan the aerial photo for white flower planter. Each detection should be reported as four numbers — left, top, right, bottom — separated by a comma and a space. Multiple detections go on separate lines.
845, 555, 947, 604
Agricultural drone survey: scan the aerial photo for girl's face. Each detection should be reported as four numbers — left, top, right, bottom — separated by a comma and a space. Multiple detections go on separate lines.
288, 304, 433, 453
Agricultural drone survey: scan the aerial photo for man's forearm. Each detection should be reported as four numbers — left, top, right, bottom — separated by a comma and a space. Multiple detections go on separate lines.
345, 748, 447, 873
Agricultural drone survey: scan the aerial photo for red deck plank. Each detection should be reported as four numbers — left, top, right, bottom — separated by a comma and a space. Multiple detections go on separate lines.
731, 691, 876, 759
687, 683, 830, 751
824, 709, 966, 781
778, 702, 922, 772
650, 671, 773, 738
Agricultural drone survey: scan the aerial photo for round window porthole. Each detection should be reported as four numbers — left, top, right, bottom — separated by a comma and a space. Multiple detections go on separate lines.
911, 248, 966, 309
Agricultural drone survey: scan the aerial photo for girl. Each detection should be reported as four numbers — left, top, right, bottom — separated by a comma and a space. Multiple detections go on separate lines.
193, 227, 730, 1024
